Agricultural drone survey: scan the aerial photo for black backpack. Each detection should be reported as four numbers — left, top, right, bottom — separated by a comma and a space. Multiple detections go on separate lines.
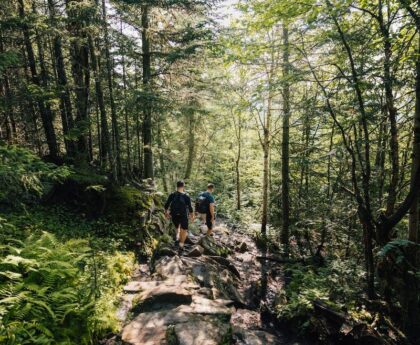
170, 192, 187, 216
195, 192, 209, 214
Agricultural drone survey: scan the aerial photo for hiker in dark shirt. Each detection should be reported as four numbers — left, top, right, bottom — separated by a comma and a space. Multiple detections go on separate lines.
164, 180, 194, 251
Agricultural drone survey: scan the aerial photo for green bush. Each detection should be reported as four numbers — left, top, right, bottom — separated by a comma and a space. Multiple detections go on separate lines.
0, 226, 135, 344
276, 260, 371, 332
0, 145, 71, 205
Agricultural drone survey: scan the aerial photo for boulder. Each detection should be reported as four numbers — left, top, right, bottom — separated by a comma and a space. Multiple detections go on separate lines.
123, 275, 199, 293
187, 245, 204, 257
198, 235, 231, 257
176, 296, 233, 316
208, 256, 241, 278
174, 318, 232, 345
135, 284, 193, 309
233, 327, 283, 345
122, 310, 191, 345
236, 241, 248, 253
154, 256, 185, 278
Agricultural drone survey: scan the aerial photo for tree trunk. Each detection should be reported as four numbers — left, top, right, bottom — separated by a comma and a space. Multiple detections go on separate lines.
88, 35, 112, 171
409, 22, 420, 243
48, 0, 75, 156
121, 19, 132, 175
236, 124, 241, 211
184, 112, 195, 180
101, 0, 122, 181
19, 0, 59, 159
156, 120, 168, 193
66, 0, 90, 162
142, 5, 154, 179
261, 91, 272, 235
0, 33, 15, 142
377, 1, 400, 217
281, 23, 291, 256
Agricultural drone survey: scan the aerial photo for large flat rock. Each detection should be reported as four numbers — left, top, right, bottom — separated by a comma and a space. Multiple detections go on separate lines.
122, 309, 191, 345
174, 318, 231, 345
124, 275, 199, 293
134, 284, 193, 310
155, 255, 185, 278
176, 296, 233, 315
233, 327, 284, 345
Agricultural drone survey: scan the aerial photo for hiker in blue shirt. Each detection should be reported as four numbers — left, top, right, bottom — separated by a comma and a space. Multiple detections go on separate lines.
195, 183, 216, 236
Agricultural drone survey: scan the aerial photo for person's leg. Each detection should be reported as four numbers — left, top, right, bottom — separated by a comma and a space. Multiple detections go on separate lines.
206, 212, 213, 236
178, 215, 189, 249
179, 228, 188, 248
172, 216, 181, 245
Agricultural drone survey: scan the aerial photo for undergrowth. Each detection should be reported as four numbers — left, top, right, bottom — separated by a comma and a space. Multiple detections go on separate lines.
0, 219, 135, 344
275, 259, 371, 333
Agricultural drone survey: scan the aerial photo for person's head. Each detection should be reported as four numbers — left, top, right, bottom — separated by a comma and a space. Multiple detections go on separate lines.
176, 180, 185, 191
207, 183, 215, 193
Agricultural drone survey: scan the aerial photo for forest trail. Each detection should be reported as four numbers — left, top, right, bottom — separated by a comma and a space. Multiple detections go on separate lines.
109, 222, 300, 345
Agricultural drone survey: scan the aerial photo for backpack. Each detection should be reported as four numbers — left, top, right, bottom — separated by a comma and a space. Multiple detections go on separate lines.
170, 192, 187, 216
195, 192, 210, 214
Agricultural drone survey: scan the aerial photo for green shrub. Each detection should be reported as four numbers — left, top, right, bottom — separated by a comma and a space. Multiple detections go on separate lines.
0, 145, 71, 205
276, 260, 371, 332
0, 227, 135, 344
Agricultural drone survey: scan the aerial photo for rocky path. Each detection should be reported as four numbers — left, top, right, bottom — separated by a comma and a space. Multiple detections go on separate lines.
112, 222, 300, 345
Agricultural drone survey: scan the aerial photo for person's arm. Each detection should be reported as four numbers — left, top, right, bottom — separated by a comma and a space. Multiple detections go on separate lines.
209, 203, 215, 225
164, 194, 173, 218
208, 194, 215, 224
187, 196, 195, 220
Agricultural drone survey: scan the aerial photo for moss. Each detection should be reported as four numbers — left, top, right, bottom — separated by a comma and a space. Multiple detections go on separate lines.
166, 325, 180, 345
104, 186, 154, 223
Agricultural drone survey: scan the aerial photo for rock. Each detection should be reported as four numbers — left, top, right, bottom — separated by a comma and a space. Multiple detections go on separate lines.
208, 256, 241, 278
135, 284, 193, 310
237, 241, 248, 253
154, 256, 185, 278
185, 236, 195, 245
198, 236, 230, 257
124, 275, 199, 293
174, 318, 231, 345
187, 245, 204, 257
122, 310, 191, 345
233, 327, 283, 345
176, 296, 233, 315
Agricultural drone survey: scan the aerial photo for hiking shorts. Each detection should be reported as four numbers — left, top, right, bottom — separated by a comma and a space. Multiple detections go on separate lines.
172, 214, 189, 230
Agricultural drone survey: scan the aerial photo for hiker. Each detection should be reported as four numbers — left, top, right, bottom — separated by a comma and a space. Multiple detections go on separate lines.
195, 183, 216, 236
164, 180, 194, 251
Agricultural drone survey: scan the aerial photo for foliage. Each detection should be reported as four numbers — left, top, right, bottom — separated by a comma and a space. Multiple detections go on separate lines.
0, 145, 71, 206
0, 227, 135, 344
276, 260, 371, 331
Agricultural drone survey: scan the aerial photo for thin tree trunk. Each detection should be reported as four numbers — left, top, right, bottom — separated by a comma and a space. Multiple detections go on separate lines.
142, 5, 154, 179
66, 0, 90, 162
236, 124, 242, 211
88, 35, 112, 170
409, 28, 420, 242
261, 91, 272, 235
377, 0, 400, 216
184, 112, 195, 179
156, 120, 168, 193
121, 19, 132, 175
48, 0, 75, 156
19, 0, 59, 159
281, 23, 291, 256
101, 0, 121, 181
